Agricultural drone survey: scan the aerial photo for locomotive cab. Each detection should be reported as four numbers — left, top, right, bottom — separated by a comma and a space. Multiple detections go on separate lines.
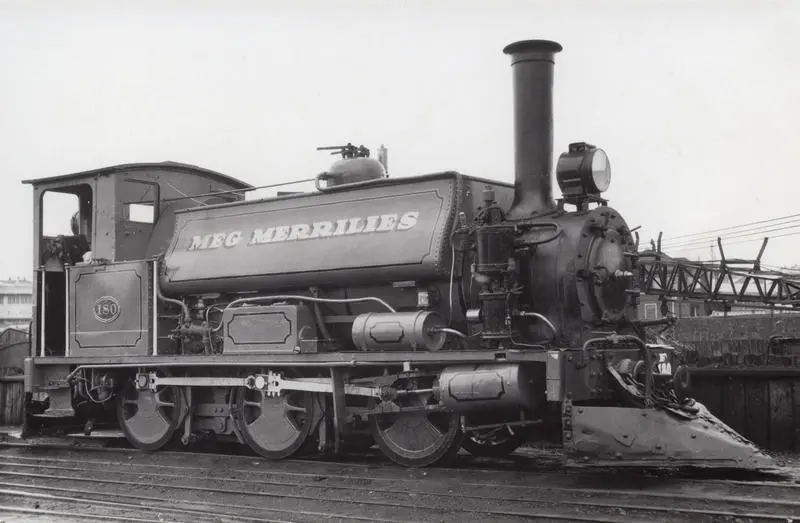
23, 163, 250, 415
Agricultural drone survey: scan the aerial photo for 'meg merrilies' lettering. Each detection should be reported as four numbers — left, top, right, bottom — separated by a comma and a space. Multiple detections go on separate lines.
187, 211, 419, 252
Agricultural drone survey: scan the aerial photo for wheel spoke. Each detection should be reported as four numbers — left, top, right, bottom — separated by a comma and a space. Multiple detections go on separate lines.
247, 410, 300, 442
372, 409, 462, 468
417, 418, 445, 448
383, 416, 442, 453
235, 391, 317, 460
127, 409, 171, 440
117, 378, 181, 452
382, 422, 406, 447
154, 389, 176, 408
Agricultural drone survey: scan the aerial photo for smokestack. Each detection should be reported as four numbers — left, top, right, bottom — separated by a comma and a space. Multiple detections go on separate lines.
503, 40, 562, 218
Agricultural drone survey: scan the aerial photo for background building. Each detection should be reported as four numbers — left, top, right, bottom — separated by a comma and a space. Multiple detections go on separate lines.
0, 277, 32, 330
638, 295, 698, 321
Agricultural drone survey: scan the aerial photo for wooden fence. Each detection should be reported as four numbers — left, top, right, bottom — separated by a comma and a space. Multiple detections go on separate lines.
671, 314, 800, 452
691, 371, 800, 452
0, 340, 27, 426
0, 370, 23, 426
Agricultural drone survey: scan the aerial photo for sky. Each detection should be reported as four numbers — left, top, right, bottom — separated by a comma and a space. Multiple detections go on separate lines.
0, 0, 798, 279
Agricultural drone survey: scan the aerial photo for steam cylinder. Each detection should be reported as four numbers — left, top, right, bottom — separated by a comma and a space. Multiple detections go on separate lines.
351, 311, 447, 351
437, 364, 537, 411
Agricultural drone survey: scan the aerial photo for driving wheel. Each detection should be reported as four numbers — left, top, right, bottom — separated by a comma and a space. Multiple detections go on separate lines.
234, 388, 320, 460
370, 394, 462, 467
117, 373, 184, 451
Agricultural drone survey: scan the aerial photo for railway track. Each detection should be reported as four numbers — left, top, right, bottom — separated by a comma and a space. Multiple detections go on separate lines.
0, 436, 798, 523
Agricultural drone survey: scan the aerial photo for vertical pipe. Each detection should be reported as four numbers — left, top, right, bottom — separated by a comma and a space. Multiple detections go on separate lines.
39, 270, 46, 358
152, 259, 159, 356
503, 40, 562, 218
64, 268, 70, 357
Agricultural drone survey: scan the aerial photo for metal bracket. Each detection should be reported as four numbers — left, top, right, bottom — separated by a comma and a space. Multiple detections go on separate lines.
330, 368, 347, 453
143, 370, 432, 412
181, 386, 192, 446
562, 396, 574, 448
144, 371, 388, 400
255, 371, 386, 399
462, 419, 541, 432
144, 374, 255, 391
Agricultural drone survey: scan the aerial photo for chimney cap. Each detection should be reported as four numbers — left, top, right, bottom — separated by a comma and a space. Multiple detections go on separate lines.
503, 40, 563, 56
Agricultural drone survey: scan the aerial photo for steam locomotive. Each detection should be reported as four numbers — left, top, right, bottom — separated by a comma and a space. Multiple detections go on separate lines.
22, 40, 774, 470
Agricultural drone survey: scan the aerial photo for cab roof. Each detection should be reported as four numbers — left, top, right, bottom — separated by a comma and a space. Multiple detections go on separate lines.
22, 161, 252, 190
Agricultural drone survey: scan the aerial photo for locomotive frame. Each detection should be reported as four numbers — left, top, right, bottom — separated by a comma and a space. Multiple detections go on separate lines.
21, 40, 776, 470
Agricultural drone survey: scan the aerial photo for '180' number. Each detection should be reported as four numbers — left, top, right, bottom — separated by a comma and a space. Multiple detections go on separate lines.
94, 297, 121, 323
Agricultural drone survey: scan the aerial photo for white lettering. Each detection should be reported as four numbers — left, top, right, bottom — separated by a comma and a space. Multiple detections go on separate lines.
287, 223, 311, 241
346, 217, 365, 234
188, 234, 212, 251
310, 221, 334, 238
209, 233, 226, 249
224, 231, 242, 247
186, 210, 419, 251
397, 211, 419, 231
249, 228, 275, 245
376, 214, 398, 232
332, 219, 349, 236
363, 215, 380, 233
273, 226, 291, 242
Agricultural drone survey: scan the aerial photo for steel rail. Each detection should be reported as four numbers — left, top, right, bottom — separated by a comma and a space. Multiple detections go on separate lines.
0, 486, 246, 523
5, 459, 800, 511
0, 473, 621, 523
1, 459, 797, 522
0, 482, 389, 523
2, 445, 798, 492
0, 503, 158, 522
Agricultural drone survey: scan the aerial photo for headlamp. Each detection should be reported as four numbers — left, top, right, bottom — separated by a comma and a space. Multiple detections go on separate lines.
556, 142, 611, 198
